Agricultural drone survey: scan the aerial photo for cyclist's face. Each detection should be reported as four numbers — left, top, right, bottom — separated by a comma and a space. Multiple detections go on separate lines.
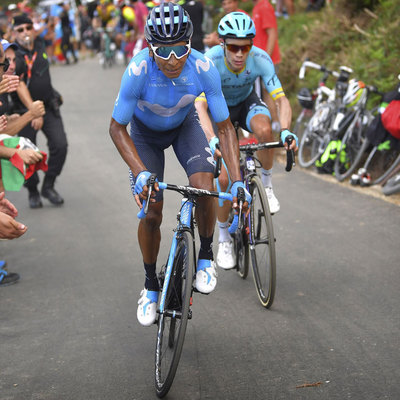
150, 41, 190, 79
224, 39, 252, 72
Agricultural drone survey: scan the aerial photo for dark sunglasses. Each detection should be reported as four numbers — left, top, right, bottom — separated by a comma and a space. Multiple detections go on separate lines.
0, 59, 9, 72
16, 25, 33, 33
150, 43, 191, 60
225, 43, 252, 54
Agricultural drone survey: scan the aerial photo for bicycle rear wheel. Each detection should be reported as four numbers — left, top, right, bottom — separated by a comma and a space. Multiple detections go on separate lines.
249, 176, 276, 308
155, 231, 194, 398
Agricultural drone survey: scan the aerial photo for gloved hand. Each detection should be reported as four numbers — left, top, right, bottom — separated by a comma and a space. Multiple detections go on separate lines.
231, 181, 251, 205
209, 136, 219, 155
134, 170, 152, 195
280, 129, 298, 148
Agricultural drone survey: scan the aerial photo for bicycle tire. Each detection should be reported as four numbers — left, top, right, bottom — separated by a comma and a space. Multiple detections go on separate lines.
298, 103, 334, 168
234, 220, 249, 279
382, 173, 400, 196
249, 176, 276, 308
334, 111, 370, 181
365, 146, 400, 185
155, 231, 194, 398
293, 108, 313, 142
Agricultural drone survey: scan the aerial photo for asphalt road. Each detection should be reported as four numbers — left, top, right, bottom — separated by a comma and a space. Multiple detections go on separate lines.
1, 57, 399, 400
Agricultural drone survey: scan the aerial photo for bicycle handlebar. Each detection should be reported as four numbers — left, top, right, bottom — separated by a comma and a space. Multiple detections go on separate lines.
239, 136, 296, 172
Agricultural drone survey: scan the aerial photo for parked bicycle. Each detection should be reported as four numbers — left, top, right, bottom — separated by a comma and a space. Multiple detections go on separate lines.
138, 177, 244, 398
229, 135, 295, 308
296, 60, 353, 169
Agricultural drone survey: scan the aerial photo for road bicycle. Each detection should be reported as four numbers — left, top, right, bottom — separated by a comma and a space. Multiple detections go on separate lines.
228, 136, 295, 308
138, 177, 243, 398
296, 60, 353, 168
333, 84, 383, 181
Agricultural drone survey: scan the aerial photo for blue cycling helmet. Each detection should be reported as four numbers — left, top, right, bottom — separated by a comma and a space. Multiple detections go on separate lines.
144, 3, 193, 45
218, 12, 256, 39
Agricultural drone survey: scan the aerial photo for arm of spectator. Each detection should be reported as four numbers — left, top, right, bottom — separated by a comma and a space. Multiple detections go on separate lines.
0, 75, 20, 95
0, 115, 7, 132
0, 192, 18, 218
0, 145, 43, 164
265, 27, 278, 57
0, 211, 27, 239
203, 31, 220, 48
1, 101, 45, 136
16, 80, 34, 110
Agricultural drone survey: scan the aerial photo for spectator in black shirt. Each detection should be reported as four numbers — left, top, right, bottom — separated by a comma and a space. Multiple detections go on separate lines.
182, 0, 205, 52
12, 14, 68, 209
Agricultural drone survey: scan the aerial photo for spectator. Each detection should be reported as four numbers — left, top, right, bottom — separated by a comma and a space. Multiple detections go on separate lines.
275, 0, 294, 18
0, 39, 45, 136
12, 14, 68, 209
252, 0, 281, 132
0, 192, 28, 286
60, 2, 78, 64
182, 0, 204, 52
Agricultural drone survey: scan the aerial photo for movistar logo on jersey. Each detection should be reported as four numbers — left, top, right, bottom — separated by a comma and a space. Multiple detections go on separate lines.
195, 57, 214, 74
137, 94, 196, 117
128, 59, 147, 77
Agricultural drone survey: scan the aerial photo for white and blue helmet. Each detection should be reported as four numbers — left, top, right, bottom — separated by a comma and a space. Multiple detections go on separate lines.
218, 12, 256, 40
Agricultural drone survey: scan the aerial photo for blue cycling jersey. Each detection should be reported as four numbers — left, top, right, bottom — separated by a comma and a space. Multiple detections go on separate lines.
204, 45, 285, 107
112, 48, 229, 131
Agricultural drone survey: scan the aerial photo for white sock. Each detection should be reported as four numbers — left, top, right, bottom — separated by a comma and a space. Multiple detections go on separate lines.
261, 168, 273, 188
217, 220, 231, 243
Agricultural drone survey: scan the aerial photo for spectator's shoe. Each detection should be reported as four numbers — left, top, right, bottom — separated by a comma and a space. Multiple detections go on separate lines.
0, 269, 20, 287
195, 259, 217, 294
137, 289, 159, 326
41, 187, 64, 205
265, 187, 280, 214
217, 240, 236, 270
29, 191, 43, 209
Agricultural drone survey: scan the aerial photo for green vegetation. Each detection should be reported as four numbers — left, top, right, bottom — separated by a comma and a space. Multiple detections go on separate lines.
277, 0, 400, 112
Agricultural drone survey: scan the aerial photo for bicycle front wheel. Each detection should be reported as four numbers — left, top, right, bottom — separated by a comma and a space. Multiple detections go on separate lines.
234, 220, 249, 279
334, 112, 370, 181
298, 103, 334, 168
155, 231, 194, 398
249, 176, 276, 308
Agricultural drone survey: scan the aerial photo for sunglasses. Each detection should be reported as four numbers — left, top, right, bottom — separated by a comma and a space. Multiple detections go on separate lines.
0, 59, 9, 72
150, 43, 191, 61
225, 43, 252, 54
16, 25, 33, 33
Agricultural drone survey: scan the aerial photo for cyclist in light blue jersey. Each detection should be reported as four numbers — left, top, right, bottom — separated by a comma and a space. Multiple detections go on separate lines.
195, 12, 297, 270
109, 3, 250, 327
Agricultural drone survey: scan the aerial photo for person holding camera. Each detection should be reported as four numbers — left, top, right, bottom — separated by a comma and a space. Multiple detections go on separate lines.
11, 14, 68, 209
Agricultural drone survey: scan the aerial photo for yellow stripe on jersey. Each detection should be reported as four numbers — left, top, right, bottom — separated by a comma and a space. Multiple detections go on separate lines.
270, 87, 285, 100
195, 92, 207, 103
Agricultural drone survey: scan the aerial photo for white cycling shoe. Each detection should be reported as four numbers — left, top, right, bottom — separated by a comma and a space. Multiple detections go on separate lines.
265, 187, 280, 214
195, 259, 217, 294
137, 289, 159, 326
217, 240, 236, 270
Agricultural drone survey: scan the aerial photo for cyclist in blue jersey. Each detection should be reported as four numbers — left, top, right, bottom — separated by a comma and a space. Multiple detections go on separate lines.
195, 12, 297, 270
109, 3, 250, 327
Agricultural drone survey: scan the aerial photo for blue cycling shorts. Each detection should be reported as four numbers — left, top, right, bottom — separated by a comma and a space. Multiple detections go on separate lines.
130, 106, 215, 202
229, 89, 271, 133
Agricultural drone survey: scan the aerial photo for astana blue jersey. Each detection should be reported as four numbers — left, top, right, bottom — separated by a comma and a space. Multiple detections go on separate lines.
204, 45, 285, 107
112, 48, 229, 131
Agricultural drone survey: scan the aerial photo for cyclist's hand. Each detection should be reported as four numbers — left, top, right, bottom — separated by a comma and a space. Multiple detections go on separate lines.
231, 181, 251, 214
209, 136, 222, 159
134, 170, 158, 207
280, 129, 298, 151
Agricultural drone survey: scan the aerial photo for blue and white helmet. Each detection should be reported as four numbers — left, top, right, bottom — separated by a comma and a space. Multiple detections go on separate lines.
218, 12, 256, 40
144, 3, 193, 45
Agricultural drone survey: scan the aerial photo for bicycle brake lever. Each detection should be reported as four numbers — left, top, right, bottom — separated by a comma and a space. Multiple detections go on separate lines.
285, 136, 296, 172
214, 143, 222, 178
137, 173, 157, 219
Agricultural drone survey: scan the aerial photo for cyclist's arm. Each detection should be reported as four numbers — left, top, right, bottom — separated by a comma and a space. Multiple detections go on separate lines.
194, 94, 215, 142
275, 95, 292, 133
215, 118, 241, 183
